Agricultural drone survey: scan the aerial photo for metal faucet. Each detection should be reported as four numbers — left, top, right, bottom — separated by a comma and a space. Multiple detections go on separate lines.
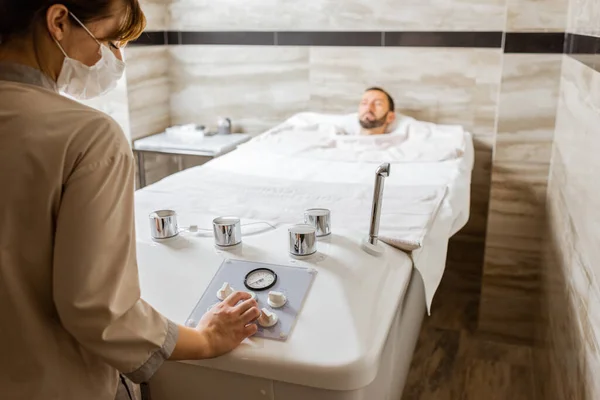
217, 117, 232, 135
367, 162, 391, 246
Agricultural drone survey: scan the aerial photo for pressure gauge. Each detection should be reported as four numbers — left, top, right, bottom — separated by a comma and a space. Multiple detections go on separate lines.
244, 268, 277, 291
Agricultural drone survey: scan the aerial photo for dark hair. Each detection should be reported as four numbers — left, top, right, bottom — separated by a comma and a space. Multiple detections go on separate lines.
0, 0, 146, 45
365, 87, 395, 112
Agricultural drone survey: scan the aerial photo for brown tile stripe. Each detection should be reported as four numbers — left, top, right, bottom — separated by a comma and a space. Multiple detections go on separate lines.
565, 33, 600, 72
129, 31, 600, 59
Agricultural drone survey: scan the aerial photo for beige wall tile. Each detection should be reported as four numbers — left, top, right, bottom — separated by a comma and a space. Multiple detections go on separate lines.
479, 146, 553, 341
478, 289, 538, 343
478, 56, 565, 345
125, 47, 171, 140
461, 185, 491, 238
567, 0, 600, 36
129, 97, 171, 141
540, 203, 585, 399
483, 162, 549, 267
495, 55, 562, 164
462, 140, 493, 238
479, 161, 549, 342
139, 0, 170, 31
78, 74, 131, 141
506, 0, 569, 31
482, 247, 540, 293
125, 47, 170, 87
473, 141, 494, 186
485, 162, 550, 246
169, 46, 310, 134
544, 222, 588, 398
308, 47, 503, 137
553, 57, 600, 275
169, 0, 506, 31
584, 345, 600, 399
538, 54, 600, 399
586, 286, 600, 399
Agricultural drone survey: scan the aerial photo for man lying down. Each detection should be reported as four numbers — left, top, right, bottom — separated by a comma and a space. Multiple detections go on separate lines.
297, 86, 398, 136
250, 86, 469, 162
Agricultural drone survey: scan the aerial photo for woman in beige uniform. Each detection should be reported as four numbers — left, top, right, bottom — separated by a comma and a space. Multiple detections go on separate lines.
0, 1, 261, 399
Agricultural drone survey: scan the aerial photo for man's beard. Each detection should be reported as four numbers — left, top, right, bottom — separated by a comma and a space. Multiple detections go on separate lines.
359, 112, 388, 129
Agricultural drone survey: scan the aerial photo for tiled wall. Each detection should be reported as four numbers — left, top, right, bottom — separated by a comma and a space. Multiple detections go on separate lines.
167, 0, 569, 32
534, 0, 600, 392
126, 46, 171, 141
78, 73, 132, 141
477, 0, 568, 342
538, 55, 600, 400
568, 0, 600, 36
139, 0, 170, 31
478, 54, 563, 342
169, 46, 310, 133
506, 0, 568, 32
169, 0, 507, 31
124, 45, 179, 186
128, 0, 579, 345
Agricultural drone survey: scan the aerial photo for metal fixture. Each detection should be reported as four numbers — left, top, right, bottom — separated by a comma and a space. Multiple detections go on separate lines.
288, 224, 317, 257
304, 208, 331, 237
213, 216, 242, 247
217, 117, 232, 135
149, 210, 179, 240
362, 162, 391, 256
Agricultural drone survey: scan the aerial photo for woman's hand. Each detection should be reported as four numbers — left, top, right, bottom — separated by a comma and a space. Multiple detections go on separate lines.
195, 291, 260, 358
169, 291, 260, 361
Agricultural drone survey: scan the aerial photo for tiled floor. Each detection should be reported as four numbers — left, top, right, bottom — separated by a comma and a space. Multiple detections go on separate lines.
401, 238, 536, 400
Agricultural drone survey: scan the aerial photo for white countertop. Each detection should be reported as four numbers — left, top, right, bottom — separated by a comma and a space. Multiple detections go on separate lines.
133, 132, 252, 157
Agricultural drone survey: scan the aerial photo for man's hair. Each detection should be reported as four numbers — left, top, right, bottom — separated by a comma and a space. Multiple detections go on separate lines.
365, 87, 395, 112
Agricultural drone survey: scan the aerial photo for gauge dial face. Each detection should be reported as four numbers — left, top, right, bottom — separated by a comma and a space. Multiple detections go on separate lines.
244, 268, 277, 291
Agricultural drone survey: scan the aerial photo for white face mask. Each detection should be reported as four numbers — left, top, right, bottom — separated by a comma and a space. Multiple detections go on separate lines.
53, 12, 125, 100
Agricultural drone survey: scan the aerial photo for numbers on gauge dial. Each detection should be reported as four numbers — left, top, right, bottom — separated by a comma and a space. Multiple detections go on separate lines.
244, 268, 277, 291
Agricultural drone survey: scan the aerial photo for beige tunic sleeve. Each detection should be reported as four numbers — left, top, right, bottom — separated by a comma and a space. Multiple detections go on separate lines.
52, 115, 178, 383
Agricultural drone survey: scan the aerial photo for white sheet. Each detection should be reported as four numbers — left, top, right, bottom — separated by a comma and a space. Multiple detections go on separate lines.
244, 112, 466, 163
135, 112, 474, 312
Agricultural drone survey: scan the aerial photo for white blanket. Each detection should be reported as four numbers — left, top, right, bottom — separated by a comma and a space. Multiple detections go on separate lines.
135, 112, 474, 312
243, 112, 466, 163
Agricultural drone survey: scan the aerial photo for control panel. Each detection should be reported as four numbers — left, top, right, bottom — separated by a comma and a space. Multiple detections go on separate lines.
186, 259, 317, 341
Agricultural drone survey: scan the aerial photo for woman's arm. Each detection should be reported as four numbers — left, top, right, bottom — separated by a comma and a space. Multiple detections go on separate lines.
52, 116, 258, 383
